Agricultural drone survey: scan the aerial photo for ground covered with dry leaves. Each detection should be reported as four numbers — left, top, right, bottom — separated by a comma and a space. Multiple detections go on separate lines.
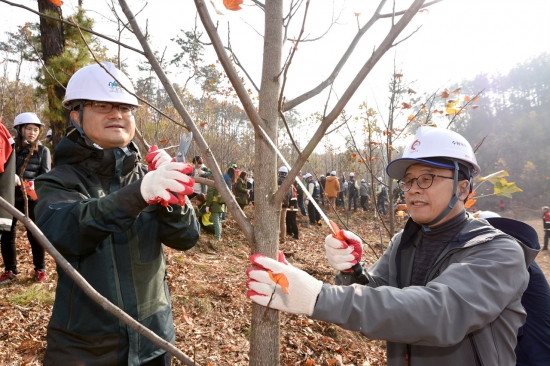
1, 206, 548, 365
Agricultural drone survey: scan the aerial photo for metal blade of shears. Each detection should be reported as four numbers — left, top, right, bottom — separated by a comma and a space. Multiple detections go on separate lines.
176, 132, 193, 162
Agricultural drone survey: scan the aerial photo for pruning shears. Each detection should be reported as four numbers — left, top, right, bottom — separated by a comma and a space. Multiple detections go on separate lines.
168, 131, 193, 209
176, 131, 193, 162
257, 126, 370, 285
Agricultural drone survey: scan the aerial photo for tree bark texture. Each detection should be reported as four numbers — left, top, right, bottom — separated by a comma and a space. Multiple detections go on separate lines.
37, 0, 68, 145
249, 1, 284, 365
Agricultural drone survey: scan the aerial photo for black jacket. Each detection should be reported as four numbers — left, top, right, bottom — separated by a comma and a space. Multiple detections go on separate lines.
35, 129, 199, 365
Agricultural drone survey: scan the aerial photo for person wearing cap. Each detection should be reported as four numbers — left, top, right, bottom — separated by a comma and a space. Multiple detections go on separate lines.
359, 179, 371, 211
0, 112, 51, 285
191, 156, 208, 198
347, 172, 358, 212
205, 168, 225, 242
43, 128, 54, 158
324, 171, 340, 212
376, 176, 388, 215
542, 206, 550, 250
246, 125, 536, 366
34, 62, 199, 365
304, 173, 322, 226
477, 210, 550, 365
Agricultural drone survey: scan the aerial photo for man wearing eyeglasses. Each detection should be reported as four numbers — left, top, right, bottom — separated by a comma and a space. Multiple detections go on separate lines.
34, 62, 199, 366
246, 125, 538, 366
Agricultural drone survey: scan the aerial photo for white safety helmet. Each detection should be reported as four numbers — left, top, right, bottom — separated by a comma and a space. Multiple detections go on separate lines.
303, 173, 312, 179
62, 62, 139, 110
330, 171, 336, 176
386, 125, 480, 179
14, 112, 44, 128
278, 166, 288, 175
349, 172, 355, 177
387, 126, 480, 228
46, 129, 52, 137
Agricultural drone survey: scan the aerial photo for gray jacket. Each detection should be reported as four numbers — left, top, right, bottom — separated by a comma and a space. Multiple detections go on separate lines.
311, 215, 537, 366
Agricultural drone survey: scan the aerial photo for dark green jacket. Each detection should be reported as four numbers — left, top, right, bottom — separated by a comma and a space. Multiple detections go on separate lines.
234, 177, 248, 205
35, 129, 199, 366
205, 185, 225, 213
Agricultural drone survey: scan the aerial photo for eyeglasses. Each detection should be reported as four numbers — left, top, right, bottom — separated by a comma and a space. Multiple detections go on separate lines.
398, 174, 453, 192
84, 101, 136, 115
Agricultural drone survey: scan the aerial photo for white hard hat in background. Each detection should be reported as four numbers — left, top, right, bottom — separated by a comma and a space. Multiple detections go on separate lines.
14, 112, 44, 127
278, 166, 288, 174
62, 62, 140, 110
330, 171, 336, 176
349, 172, 354, 177
303, 173, 312, 179
46, 129, 52, 137
386, 126, 480, 179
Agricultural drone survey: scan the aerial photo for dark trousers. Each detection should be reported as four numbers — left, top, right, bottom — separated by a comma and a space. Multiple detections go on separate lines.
544, 230, 550, 250
377, 196, 387, 215
337, 192, 345, 207
360, 195, 369, 211
308, 199, 321, 224
1, 199, 45, 273
286, 210, 299, 239
348, 194, 357, 211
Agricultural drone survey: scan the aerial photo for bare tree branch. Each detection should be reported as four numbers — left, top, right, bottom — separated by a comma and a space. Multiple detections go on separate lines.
379, 0, 443, 18
283, 0, 388, 111
0, 196, 197, 366
20, 25, 66, 91
118, 0, 254, 245
0, 0, 145, 55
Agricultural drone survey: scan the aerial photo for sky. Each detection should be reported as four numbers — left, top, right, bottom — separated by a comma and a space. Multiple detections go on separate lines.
1, 0, 549, 148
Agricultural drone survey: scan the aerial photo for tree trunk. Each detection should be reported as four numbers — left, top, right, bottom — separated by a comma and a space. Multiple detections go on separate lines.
37, 0, 66, 148
249, 1, 283, 365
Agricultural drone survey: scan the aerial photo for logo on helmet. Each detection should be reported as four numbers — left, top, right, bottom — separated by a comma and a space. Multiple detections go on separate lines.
410, 139, 420, 152
108, 81, 124, 94
452, 140, 467, 148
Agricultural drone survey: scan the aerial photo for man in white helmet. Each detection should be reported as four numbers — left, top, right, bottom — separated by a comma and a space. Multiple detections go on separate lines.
246, 125, 536, 366
34, 62, 199, 365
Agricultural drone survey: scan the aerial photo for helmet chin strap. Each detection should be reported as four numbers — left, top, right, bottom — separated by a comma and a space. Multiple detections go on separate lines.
421, 160, 463, 232
71, 101, 131, 157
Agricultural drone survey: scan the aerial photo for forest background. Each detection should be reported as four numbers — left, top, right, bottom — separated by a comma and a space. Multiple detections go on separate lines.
1, 0, 549, 211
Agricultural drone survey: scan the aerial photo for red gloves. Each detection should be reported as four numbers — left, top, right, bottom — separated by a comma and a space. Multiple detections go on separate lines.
142, 147, 194, 207
324, 230, 363, 272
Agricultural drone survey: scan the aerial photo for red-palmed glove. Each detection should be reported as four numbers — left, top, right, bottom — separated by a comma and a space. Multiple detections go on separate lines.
146, 145, 175, 172
246, 252, 323, 316
140, 162, 195, 206
324, 230, 363, 272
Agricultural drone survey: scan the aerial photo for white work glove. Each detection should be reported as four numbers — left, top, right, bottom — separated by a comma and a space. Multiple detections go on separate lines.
14, 174, 21, 186
140, 162, 195, 206
325, 230, 363, 272
305, 199, 309, 206
246, 251, 323, 316
146, 145, 174, 172
205, 206, 210, 213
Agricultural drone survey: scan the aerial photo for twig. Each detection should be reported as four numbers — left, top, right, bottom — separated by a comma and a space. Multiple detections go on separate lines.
21, 26, 66, 91
0, 0, 144, 55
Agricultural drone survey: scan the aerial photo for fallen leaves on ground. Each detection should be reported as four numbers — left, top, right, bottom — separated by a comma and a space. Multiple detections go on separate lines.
1, 208, 393, 365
